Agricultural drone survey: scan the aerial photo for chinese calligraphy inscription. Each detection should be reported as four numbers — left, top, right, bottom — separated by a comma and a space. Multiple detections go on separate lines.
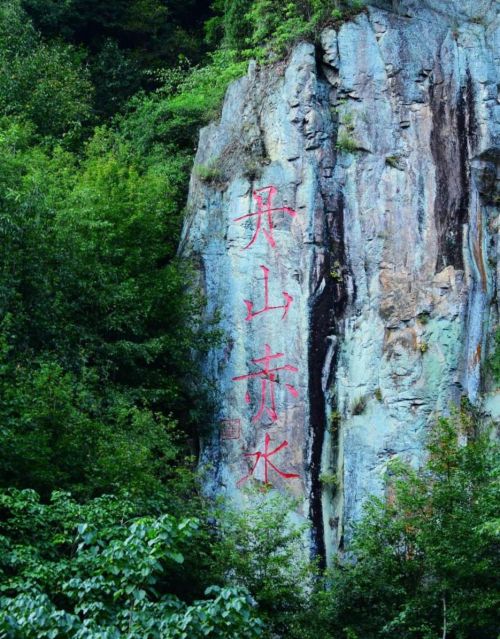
233, 185, 297, 250
232, 344, 298, 424
244, 265, 293, 321
237, 433, 300, 487
228, 185, 301, 488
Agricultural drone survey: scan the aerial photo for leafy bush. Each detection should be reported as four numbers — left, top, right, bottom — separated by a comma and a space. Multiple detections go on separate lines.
487, 327, 500, 385
316, 417, 500, 638
0, 344, 189, 500
194, 160, 226, 186
212, 491, 316, 638
210, 0, 366, 59
124, 49, 246, 148
0, 0, 93, 143
0, 112, 211, 499
0, 490, 263, 638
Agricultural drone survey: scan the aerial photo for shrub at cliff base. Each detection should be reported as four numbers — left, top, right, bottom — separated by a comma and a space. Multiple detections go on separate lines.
314, 417, 499, 639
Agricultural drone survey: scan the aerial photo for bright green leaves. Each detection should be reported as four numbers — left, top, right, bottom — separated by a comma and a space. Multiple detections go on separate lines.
210, 491, 315, 638
210, 0, 366, 60
318, 417, 500, 639
0, 106, 210, 500
487, 327, 500, 385
165, 586, 264, 639
0, 1, 93, 144
0, 490, 262, 638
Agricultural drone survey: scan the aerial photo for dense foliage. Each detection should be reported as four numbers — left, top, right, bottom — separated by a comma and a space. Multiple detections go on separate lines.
212, 491, 314, 637
0, 490, 263, 638
487, 327, 500, 385
0, 116, 205, 499
208, 0, 366, 57
317, 416, 499, 639
0, 0, 498, 637
21, 0, 213, 118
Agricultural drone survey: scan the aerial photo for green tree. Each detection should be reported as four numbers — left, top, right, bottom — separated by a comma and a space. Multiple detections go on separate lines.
212, 491, 316, 639
0, 1, 93, 143
487, 327, 500, 385
0, 489, 263, 638
0, 0, 246, 502
209, 0, 365, 59
205, 0, 252, 49
317, 417, 500, 639
21, 0, 215, 118
0, 112, 210, 499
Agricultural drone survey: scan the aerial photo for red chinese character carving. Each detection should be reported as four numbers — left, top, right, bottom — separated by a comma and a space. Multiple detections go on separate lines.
244, 265, 293, 321
232, 344, 298, 423
237, 433, 300, 487
220, 419, 241, 440
233, 185, 297, 250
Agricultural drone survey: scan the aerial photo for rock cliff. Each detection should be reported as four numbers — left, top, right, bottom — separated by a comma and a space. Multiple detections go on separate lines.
180, 0, 499, 563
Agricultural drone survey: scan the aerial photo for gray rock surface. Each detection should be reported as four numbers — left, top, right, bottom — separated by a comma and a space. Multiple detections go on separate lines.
181, 0, 499, 562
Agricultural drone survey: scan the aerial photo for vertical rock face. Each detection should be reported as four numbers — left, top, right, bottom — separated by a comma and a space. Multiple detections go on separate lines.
181, 0, 499, 562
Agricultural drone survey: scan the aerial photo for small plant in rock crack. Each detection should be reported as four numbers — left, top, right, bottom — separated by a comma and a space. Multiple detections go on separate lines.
242, 158, 263, 182
417, 311, 430, 325
385, 155, 404, 170
487, 327, 500, 385
320, 472, 338, 488
419, 341, 429, 354
342, 111, 355, 129
336, 130, 358, 153
334, 108, 361, 153
351, 395, 367, 415
194, 160, 226, 186
330, 260, 343, 282
470, 14, 486, 25
328, 409, 342, 433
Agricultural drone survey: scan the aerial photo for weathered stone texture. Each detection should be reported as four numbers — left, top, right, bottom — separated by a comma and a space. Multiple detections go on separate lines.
181, 0, 499, 561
